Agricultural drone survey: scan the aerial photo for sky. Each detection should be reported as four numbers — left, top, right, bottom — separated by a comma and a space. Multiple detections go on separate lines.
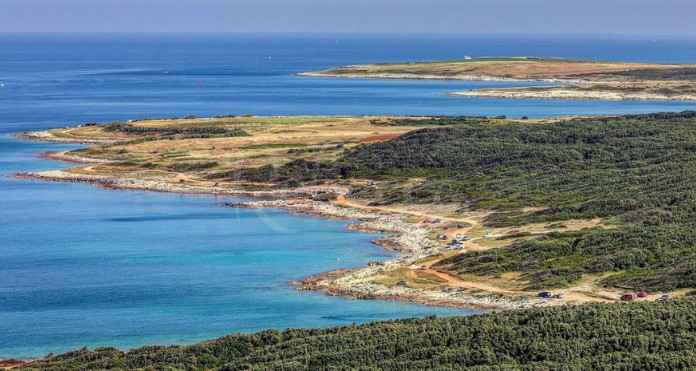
1, 0, 695, 35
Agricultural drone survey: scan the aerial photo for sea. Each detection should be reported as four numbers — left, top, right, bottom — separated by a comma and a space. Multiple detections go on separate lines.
2, 33, 696, 358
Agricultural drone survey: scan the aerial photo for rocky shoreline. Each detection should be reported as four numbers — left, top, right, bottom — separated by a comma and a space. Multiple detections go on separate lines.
15, 168, 553, 310
13, 170, 347, 199
450, 88, 696, 101
299, 71, 696, 101
222, 199, 554, 310
12, 131, 116, 144
11, 137, 554, 311
297, 71, 583, 83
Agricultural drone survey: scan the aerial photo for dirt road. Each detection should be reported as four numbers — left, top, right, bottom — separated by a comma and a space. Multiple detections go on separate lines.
333, 195, 616, 304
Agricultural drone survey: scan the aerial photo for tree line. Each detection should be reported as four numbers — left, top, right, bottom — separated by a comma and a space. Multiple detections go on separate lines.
25, 299, 696, 370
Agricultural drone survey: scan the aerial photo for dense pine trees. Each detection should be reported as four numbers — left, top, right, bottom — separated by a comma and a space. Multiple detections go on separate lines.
26, 300, 696, 370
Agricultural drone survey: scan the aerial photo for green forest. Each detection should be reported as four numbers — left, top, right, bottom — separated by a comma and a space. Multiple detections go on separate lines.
103, 122, 249, 138
25, 299, 696, 370
231, 111, 696, 291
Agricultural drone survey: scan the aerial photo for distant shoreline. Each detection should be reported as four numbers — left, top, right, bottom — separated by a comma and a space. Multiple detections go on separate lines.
449, 89, 696, 101
299, 56, 696, 101
297, 71, 581, 83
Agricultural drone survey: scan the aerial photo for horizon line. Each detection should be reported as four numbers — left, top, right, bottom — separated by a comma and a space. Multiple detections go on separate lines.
1, 31, 695, 38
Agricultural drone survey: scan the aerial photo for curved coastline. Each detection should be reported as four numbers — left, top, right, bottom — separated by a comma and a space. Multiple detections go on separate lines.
12, 130, 554, 312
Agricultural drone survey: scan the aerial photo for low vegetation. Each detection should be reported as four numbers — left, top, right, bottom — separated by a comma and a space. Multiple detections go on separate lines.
103, 122, 250, 138
308, 56, 696, 82
388, 116, 491, 126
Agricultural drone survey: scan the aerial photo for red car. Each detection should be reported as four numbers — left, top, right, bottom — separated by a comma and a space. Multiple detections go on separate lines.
621, 294, 637, 301
637, 291, 648, 298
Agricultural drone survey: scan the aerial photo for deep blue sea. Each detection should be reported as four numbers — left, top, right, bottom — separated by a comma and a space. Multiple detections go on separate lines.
2, 33, 696, 359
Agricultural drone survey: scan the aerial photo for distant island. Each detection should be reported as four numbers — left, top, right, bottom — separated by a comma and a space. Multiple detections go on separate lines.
301, 57, 696, 100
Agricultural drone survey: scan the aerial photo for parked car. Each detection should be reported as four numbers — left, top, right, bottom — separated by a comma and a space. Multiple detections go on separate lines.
621, 293, 637, 301
637, 291, 648, 298
538, 291, 552, 299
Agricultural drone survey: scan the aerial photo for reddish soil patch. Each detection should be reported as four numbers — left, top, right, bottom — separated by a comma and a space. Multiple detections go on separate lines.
360, 133, 402, 142
0, 359, 26, 370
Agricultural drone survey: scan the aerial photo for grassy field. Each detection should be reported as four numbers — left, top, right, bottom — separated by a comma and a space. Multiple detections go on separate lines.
306, 56, 696, 81
51, 116, 420, 187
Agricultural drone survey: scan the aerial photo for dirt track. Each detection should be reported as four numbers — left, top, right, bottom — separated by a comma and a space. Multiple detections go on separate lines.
333, 195, 620, 304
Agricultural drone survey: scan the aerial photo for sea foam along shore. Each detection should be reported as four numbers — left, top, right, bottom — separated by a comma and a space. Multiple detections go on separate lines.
450, 88, 696, 101
15, 168, 553, 310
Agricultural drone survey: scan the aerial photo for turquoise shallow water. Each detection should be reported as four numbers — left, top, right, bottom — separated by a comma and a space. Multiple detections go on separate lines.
0, 136, 472, 358
3, 33, 696, 358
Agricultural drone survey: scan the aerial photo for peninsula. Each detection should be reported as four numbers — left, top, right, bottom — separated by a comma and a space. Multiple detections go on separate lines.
12, 110, 696, 369
14, 111, 696, 313
301, 57, 696, 100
